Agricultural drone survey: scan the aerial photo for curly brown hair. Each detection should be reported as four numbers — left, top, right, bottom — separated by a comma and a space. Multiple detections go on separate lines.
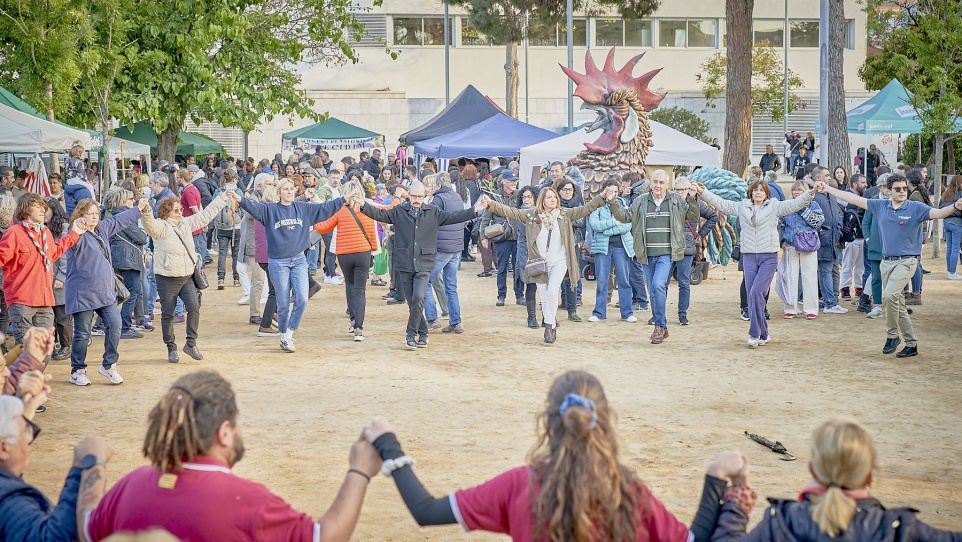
156, 196, 183, 219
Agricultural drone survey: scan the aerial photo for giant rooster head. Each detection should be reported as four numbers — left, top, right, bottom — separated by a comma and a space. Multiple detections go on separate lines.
560, 48, 666, 155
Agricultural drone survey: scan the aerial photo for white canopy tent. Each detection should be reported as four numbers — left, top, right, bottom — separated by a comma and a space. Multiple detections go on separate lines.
0, 112, 44, 153
0, 102, 91, 151
519, 121, 719, 182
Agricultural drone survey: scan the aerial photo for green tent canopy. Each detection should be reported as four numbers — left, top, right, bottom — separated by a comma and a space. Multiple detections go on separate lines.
282, 117, 384, 151
114, 122, 224, 156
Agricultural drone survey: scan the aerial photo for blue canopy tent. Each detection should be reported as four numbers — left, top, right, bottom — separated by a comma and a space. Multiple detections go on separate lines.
413, 114, 558, 160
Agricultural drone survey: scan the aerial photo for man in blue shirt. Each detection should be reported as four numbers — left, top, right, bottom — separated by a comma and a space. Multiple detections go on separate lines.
817, 174, 962, 357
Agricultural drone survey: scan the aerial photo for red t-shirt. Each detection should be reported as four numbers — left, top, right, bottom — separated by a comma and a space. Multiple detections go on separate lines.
180, 184, 203, 235
85, 456, 317, 542
451, 466, 692, 542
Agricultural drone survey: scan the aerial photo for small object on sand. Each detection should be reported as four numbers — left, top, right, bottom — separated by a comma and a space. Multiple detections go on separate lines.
745, 431, 797, 461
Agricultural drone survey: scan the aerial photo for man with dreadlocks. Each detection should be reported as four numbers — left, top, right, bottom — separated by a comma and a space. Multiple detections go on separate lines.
81, 371, 383, 542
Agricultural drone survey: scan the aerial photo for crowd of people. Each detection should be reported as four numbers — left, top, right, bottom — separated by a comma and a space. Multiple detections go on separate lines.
0, 141, 959, 539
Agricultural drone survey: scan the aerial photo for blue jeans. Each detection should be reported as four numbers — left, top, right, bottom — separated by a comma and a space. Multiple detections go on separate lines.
425, 251, 463, 325
946, 222, 962, 273
119, 269, 143, 331
911, 256, 922, 293
641, 254, 672, 327
629, 258, 649, 308
591, 247, 633, 319
817, 259, 838, 307
670, 254, 694, 318
307, 244, 320, 271
494, 239, 522, 300
147, 265, 158, 315
268, 253, 309, 333
71, 303, 121, 372
193, 232, 209, 267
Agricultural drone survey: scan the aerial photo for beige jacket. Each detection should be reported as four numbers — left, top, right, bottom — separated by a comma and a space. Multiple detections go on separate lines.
142, 198, 227, 277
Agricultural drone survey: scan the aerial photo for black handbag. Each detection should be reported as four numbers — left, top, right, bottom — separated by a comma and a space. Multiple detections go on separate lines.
93, 235, 131, 303
174, 229, 210, 290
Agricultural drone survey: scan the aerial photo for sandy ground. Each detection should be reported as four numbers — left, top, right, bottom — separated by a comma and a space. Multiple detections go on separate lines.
26, 252, 962, 540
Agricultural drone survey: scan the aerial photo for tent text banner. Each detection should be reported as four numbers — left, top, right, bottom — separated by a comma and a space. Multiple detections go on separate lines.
292, 136, 385, 151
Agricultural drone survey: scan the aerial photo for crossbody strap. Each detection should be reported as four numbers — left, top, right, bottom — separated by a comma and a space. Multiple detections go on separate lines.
346, 206, 375, 252
92, 234, 112, 265
172, 227, 199, 268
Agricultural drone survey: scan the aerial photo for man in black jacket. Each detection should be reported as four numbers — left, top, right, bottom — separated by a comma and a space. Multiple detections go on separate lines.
354, 181, 489, 349
759, 145, 781, 174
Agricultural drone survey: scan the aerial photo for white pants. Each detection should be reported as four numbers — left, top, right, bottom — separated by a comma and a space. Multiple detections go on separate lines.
536, 262, 568, 326
839, 239, 865, 291
238, 261, 252, 296
782, 246, 819, 315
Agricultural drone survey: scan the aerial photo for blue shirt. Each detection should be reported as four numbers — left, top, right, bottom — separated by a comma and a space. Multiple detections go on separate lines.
865, 199, 929, 257
239, 197, 345, 259
153, 188, 176, 217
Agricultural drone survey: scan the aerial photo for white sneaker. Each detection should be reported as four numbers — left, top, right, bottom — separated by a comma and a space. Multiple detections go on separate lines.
354, 330, 365, 342
623, 315, 638, 323
237, 295, 250, 305
330, 276, 344, 285
823, 305, 849, 314
948, 272, 962, 280
747, 337, 759, 348
99, 364, 124, 384
280, 338, 296, 352
867, 306, 883, 318
209, 248, 218, 255
70, 369, 91, 386
587, 315, 601, 322
758, 336, 771, 346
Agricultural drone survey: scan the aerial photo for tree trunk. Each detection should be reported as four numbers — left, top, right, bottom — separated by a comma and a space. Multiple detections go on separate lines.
158, 126, 180, 164
947, 139, 956, 175
931, 131, 944, 258
722, 0, 754, 176
43, 78, 62, 175
505, 41, 519, 119
826, 0, 851, 171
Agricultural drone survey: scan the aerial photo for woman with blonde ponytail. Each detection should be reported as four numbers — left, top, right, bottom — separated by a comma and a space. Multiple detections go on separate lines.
361, 371, 746, 542
708, 418, 962, 541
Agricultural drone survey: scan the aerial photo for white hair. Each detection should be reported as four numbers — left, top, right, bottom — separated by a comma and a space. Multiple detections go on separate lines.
149, 171, 169, 188
651, 169, 669, 181
673, 176, 691, 189
0, 396, 24, 446
436, 172, 452, 189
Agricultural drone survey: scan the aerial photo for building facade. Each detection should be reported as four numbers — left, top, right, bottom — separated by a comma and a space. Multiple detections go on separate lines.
240, 0, 870, 164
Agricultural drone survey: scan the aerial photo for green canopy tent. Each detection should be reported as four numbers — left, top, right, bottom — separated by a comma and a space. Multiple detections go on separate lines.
114, 122, 224, 157
282, 117, 384, 152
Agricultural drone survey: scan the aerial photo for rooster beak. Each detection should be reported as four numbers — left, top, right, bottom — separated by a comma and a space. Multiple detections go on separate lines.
581, 103, 610, 133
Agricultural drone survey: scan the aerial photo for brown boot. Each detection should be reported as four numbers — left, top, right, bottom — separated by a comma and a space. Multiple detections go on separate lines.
650, 326, 668, 344
905, 292, 922, 305
544, 323, 556, 344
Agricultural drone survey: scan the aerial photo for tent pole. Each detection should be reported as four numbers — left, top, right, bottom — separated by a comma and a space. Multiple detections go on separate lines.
864, 132, 867, 176
566, 0, 573, 133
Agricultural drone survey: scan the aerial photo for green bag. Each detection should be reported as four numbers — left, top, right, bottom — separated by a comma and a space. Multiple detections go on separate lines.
373, 249, 389, 275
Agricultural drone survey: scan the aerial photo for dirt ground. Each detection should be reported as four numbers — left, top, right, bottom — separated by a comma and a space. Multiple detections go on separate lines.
27, 253, 962, 540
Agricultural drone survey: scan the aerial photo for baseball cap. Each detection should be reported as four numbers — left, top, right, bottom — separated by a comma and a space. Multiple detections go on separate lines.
501, 170, 519, 182
303, 167, 319, 178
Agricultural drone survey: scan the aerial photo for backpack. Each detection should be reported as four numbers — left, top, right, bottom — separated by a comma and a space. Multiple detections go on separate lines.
211, 189, 236, 230
841, 207, 862, 243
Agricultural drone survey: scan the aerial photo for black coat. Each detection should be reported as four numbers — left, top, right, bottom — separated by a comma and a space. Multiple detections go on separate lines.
359, 201, 478, 273
109, 206, 148, 272
815, 192, 843, 261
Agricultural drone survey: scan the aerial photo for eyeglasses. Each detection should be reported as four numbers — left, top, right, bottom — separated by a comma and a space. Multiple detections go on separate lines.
672, 188, 688, 193
23, 415, 40, 444
409, 194, 425, 200
892, 186, 908, 193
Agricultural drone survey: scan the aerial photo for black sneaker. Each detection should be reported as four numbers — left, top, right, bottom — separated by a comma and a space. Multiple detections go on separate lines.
896, 345, 918, 358
647, 317, 655, 325
52, 346, 70, 360
416, 336, 429, 348
477, 271, 492, 278
168, 350, 180, 363
35, 404, 46, 413
882, 337, 901, 355
496, 297, 505, 306
764, 310, 771, 320
679, 315, 689, 325
404, 337, 417, 350
387, 298, 405, 305
442, 324, 464, 333
516, 297, 524, 306
740, 309, 750, 321
120, 329, 144, 339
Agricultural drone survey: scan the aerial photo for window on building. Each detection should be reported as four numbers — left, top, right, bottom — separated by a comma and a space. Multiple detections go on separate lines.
790, 20, 819, 47
753, 19, 784, 47
392, 17, 452, 46
688, 19, 717, 47
845, 19, 855, 49
596, 19, 624, 47
559, 18, 587, 47
659, 20, 687, 47
461, 18, 491, 46
625, 19, 653, 47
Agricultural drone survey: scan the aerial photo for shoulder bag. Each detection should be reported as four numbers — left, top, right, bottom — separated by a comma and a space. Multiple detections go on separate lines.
524, 227, 551, 281
347, 206, 376, 268
173, 228, 210, 290
92, 235, 131, 303
791, 215, 820, 254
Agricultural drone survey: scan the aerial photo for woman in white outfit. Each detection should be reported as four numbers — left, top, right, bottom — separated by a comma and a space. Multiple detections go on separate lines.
777, 180, 825, 319
485, 185, 615, 343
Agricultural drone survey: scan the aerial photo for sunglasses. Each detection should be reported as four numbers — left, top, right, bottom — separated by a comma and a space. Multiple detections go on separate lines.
23, 415, 40, 443
892, 186, 908, 193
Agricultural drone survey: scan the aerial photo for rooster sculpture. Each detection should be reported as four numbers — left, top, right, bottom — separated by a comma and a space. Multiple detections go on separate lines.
560, 48, 666, 199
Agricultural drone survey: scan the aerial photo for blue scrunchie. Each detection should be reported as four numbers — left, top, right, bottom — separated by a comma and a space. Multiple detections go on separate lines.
558, 393, 597, 429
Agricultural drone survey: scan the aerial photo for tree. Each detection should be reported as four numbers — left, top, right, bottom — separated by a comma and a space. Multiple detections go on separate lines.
106, 0, 381, 162
826, 0, 851, 173
861, 0, 962, 257
445, 0, 661, 119
649, 106, 711, 143
0, 0, 95, 122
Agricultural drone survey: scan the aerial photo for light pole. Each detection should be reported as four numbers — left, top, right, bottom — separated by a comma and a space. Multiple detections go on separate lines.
444, 3, 450, 105
567, 0, 573, 133
783, 0, 788, 136
818, 0, 829, 166
525, 11, 530, 123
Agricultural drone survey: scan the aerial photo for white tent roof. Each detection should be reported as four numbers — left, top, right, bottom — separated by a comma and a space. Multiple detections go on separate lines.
519, 121, 719, 180
0, 112, 44, 153
0, 102, 91, 152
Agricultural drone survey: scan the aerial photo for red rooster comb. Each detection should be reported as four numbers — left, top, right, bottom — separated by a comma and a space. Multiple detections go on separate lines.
560, 47, 666, 111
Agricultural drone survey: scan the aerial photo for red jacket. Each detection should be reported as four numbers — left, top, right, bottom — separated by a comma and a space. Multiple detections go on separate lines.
0, 223, 80, 307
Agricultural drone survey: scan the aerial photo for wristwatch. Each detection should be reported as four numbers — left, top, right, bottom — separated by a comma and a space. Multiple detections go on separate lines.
80, 454, 107, 470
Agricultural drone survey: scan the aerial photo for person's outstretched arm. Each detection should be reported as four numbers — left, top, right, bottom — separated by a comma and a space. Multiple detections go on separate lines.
315, 439, 383, 542
363, 417, 458, 526
816, 182, 868, 210
688, 450, 746, 542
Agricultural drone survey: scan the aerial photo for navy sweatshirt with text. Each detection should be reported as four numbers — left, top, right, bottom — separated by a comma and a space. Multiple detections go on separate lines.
239, 197, 345, 259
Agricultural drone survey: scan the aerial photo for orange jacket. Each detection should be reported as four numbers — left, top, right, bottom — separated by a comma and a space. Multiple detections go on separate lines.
0, 224, 80, 307
314, 200, 398, 255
